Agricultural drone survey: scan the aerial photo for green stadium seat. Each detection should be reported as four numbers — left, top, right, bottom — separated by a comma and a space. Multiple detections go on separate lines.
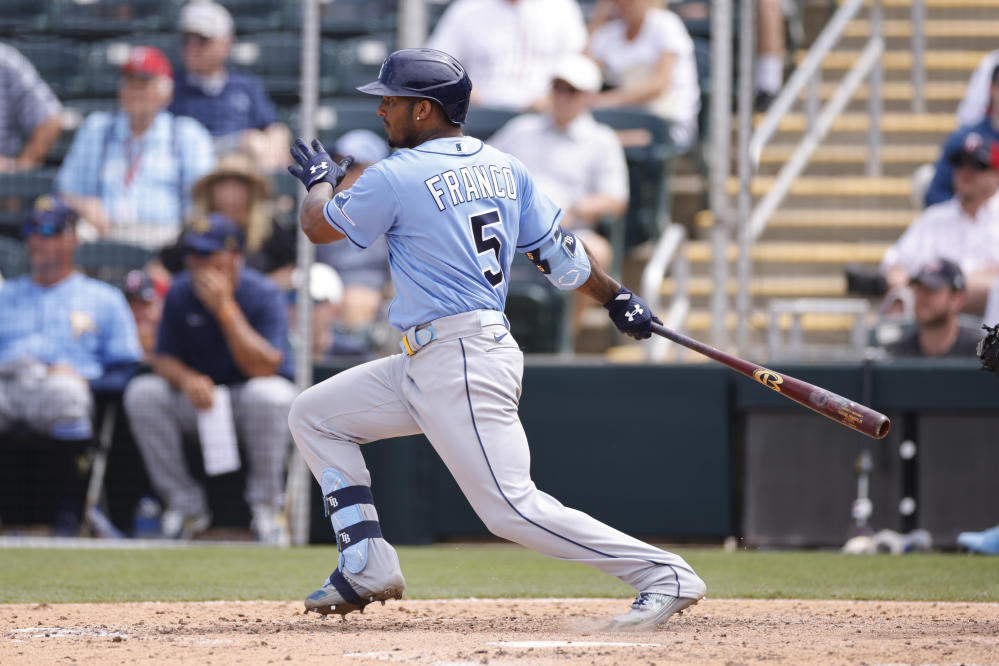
0, 237, 29, 280
87, 34, 182, 98
309, 97, 386, 146
0, 169, 58, 238
229, 32, 338, 104
50, 0, 168, 38
462, 107, 518, 142
284, 0, 396, 37
74, 239, 153, 285
203, 0, 285, 34
8, 38, 89, 100
327, 34, 395, 95
592, 108, 678, 247
0, 0, 51, 33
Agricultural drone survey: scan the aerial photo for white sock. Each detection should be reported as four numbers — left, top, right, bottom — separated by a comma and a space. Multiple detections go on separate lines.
755, 54, 784, 94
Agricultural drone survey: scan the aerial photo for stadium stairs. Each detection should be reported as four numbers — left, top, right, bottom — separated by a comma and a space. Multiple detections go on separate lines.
633, 0, 998, 361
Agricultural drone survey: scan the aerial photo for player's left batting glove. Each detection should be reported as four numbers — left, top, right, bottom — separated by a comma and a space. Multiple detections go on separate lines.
288, 138, 354, 191
604, 286, 662, 340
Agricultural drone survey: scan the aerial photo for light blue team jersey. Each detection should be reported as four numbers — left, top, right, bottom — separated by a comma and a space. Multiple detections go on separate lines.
323, 136, 563, 330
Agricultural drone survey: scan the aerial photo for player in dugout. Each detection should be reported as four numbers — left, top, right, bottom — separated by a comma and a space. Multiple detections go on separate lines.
285, 48, 706, 631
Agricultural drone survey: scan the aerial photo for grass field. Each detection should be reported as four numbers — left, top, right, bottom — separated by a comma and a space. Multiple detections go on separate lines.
1, 543, 997, 604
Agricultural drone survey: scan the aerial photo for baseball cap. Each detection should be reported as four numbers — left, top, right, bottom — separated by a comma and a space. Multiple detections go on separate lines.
333, 130, 390, 166
289, 263, 344, 305
181, 213, 245, 255
550, 53, 602, 93
119, 269, 159, 303
121, 46, 174, 80
179, 1, 234, 39
910, 258, 965, 291
947, 132, 999, 171
23, 195, 78, 237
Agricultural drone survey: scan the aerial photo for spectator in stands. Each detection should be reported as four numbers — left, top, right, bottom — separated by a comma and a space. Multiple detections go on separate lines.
170, 0, 291, 171
957, 51, 999, 128
123, 213, 295, 544
287, 262, 343, 362
0, 197, 142, 530
119, 269, 165, 362
926, 64, 999, 207
0, 42, 62, 171
425, 0, 587, 111
489, 54, 628, 272
586, 0, 701, 153
160, 152, 292, 278
881, 132, 999, 314
884, 260, 981, 358
56, 46, 215, 250
316, 130, 392, 357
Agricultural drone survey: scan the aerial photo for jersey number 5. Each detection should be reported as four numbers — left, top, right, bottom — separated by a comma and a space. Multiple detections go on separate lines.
470, 209, 504, 287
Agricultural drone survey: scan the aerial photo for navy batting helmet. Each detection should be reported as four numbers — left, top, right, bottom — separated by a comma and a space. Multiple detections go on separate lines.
356, 48, 472, 125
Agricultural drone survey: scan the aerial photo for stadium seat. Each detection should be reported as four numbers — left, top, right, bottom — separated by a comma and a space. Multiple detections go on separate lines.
74, 239, 153, 285
229, 32, 338, 104
49, 0, 168, 38
0, 0, 51, 33
0, 236, 29, 279
87, 34, 182, 99
7, 37, 89, 100
206, 0, 285, 34
283, 0, 397, 37
0, 169, 58, 238
310, 97, 386, 146
592, 108, 677, 247
462, 107, 518, 142
327, 34, 395, 95
505, 274, 570, 355
48, 98, 119, 166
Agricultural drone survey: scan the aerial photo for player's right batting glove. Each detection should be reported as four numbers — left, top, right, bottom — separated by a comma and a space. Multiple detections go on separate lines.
288, 138, 354, 191
604, 286, 662, 340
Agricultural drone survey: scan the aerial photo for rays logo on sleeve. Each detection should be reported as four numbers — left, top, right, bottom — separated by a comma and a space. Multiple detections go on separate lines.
332, 191, 357, 226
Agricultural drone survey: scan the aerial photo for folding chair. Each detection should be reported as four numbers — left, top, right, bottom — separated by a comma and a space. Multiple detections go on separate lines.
49, 0, 167, 38
283, 0, 397, 37
7, 37, 88, 100
0, 237, 29, 279
0, 169, 58, 238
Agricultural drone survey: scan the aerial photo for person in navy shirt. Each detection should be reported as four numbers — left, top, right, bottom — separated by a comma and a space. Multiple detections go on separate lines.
925, 63, 999, 207
169, 1, 291, 171
123, 213, 296, 544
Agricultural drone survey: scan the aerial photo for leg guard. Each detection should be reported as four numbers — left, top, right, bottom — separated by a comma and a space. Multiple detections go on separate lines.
321, 467, 380, 575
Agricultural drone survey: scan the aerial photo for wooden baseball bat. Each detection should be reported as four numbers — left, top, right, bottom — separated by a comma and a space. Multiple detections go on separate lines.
650, 322, 890, 439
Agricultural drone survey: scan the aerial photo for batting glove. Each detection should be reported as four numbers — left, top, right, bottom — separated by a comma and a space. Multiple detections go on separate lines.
604, 286, 661, 340
288, 138, 354, 191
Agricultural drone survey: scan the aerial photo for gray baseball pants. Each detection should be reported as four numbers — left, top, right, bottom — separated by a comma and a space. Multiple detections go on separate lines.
124, 374, 296, 516
289, 309, 705, 599
0, 359, 93, 440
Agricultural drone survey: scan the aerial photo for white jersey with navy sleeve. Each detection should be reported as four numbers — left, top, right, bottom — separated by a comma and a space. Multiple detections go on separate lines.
322, 136, 562, 330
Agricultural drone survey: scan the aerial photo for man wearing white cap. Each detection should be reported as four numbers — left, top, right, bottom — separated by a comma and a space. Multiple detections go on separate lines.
170, 0, 291, 170
490, 53, 628, 272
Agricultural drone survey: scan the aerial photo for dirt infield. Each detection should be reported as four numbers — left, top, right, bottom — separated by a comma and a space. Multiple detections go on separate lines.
3, 598, 999, 665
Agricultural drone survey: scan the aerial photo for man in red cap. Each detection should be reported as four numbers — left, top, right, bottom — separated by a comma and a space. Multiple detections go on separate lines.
56, 46, 215, 250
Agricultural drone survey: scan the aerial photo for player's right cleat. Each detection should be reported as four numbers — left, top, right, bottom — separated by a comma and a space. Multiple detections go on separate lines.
303, 569, 405, 619
957, 525, 999, 554
608, 592, 702, 631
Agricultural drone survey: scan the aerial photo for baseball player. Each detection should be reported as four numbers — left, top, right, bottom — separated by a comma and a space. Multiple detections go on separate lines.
287, 48, 705, 631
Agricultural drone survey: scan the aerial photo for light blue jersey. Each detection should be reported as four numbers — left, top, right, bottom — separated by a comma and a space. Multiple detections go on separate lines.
322, 136, 562, 330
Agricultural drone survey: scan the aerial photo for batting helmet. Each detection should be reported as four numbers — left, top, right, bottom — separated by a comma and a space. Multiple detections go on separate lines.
356, 48, 472, 125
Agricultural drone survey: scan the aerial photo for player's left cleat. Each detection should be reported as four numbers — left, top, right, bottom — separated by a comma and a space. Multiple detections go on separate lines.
608, 592, 702, 631
303, 569, 405, 620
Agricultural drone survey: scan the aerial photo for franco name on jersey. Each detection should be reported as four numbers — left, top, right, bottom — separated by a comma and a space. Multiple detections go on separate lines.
423, 165, 518, 212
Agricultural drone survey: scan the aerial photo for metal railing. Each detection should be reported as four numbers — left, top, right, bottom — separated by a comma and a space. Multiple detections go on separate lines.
641, 223, 689, 362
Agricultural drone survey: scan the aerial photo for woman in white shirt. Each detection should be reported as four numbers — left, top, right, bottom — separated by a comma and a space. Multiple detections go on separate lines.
586, 0, 700, 152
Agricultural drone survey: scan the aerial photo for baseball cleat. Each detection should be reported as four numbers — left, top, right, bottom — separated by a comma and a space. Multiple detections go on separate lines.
608, 592, 702, 631
303, 570, 405, 620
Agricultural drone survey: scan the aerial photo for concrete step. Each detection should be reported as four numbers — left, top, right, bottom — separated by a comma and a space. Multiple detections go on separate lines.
728, 175, 911, 197
843, 18, 999, 38
796, 49, 988, 71
660, 275, 848, 301
694, 208, 911, 242
765, 111, 954, 133
796, 81, 966, 104
684, 239, 889, 265
760, 143, 937, 164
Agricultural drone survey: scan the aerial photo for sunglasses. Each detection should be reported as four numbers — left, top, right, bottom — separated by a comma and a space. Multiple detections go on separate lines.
182, 33, 211, 47
22, 221, 70, 238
